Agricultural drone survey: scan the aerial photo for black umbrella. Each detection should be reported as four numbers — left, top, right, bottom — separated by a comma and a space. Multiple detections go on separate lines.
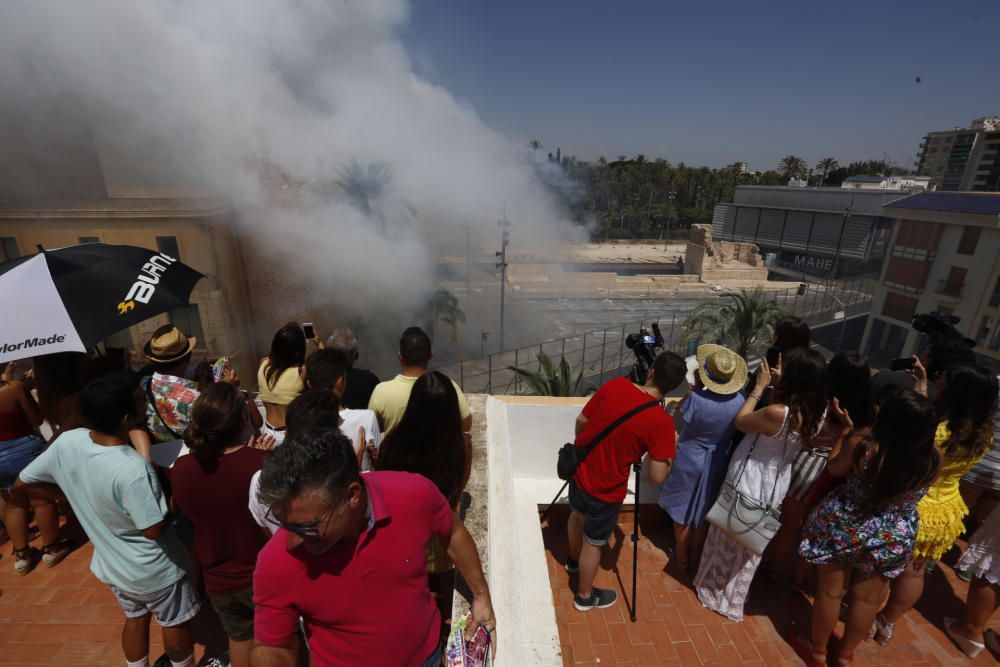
0, 243, 204, 362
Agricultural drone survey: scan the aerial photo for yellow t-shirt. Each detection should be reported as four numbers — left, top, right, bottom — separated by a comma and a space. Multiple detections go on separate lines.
367, 374, 471, 435
256, 359, 305, 406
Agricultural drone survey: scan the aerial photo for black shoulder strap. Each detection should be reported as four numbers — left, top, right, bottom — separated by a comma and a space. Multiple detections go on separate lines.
577, 399, 661, 464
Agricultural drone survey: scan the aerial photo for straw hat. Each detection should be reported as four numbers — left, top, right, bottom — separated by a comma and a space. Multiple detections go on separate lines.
694, 344, 747, 395
143, 325, 196, 363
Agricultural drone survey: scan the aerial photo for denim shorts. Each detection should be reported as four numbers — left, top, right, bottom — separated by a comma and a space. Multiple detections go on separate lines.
109, 576, 203, 627
568, 480, 623, 546
0, 433, 45, 489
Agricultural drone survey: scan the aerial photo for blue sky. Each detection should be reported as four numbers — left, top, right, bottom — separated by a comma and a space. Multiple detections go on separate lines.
402, 0, 1000, 171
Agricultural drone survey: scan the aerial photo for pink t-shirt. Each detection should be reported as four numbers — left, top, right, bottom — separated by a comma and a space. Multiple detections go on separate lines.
253, 471, 454, 666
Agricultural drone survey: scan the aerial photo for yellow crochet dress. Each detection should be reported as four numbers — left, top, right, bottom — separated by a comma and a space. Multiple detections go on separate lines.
914, 422, 989, 560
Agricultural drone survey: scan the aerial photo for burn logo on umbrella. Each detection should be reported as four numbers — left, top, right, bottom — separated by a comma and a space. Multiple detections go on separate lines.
117, 252, 179, 316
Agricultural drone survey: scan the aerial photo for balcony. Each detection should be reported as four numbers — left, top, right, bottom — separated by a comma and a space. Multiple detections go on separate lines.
936, 279, 964, 297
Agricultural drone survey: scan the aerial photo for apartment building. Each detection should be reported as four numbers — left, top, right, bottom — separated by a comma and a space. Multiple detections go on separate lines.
860, 192, 1000, 371
917, 116, 1000, 192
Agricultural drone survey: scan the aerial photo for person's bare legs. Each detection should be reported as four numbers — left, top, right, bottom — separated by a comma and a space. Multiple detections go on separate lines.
122, 614, 152, 663
769, 497, 807, 577
567, 510, 584, 563
577, 541, 602, 599
690, 525, 709, 564
881, 557, 927, 625
672, 522, 692, 568
949, 576, 1000, 644
840, 572, 890, 657
162, 620, 194, 663
811, 564, 849, 651
229, 638, 252, 667
2, 489, 31, 550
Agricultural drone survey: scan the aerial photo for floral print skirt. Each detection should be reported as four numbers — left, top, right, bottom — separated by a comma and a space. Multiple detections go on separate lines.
799, 474, 926, 579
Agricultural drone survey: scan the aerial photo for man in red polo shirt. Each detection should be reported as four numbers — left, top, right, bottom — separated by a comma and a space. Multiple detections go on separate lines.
251, 429, 495, 667
567, 352, 686, 612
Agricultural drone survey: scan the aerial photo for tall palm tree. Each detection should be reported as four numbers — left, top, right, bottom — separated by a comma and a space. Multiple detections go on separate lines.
778, 155, 808, 182
508, 352, 585, 396
680, 287, 787, 359
423, 289, 466, 342
528, 139, 543, 159
816, 157, 839, 186
336, 159, 393, 232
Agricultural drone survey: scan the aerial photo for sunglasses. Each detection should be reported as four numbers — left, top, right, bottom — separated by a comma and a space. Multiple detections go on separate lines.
266, 505, 335, 537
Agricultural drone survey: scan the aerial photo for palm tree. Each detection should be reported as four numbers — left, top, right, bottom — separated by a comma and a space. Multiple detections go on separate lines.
423, 289, 466, 342
336, 159, 393, 232
528, 139, 543, 159
778, 155, 808, 182
680, 287, 787, 359
508, 352, 585, 396
816, 157, 839, 186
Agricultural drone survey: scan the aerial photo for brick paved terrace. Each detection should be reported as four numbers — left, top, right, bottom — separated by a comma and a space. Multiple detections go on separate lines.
0, 538, 228, 667
542, 506, 1000, 667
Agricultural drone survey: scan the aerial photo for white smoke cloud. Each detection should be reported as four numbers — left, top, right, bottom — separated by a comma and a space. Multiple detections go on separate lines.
0, 0, 585, 355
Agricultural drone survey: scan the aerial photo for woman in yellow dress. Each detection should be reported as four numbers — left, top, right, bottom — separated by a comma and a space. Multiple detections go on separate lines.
873, 363, 998, 645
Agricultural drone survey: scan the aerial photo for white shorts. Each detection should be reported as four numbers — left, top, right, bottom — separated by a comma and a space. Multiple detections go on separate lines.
109, 576, 203, 627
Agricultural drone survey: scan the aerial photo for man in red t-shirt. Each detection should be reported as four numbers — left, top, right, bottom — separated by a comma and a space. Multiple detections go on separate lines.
250, 428, 496, 667
567, 352, 686, 611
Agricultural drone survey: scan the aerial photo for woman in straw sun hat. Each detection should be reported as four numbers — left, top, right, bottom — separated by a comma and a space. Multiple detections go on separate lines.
658, 344, 748, 573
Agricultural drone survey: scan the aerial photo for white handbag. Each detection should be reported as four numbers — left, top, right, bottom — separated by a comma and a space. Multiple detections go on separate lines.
706, 433, 787, 556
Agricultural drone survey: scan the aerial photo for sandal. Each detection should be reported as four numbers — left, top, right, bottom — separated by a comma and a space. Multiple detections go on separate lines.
944, 617, 984, 658
872, 613, 894, 647
834, 650, 854, 666
791, 634, 826, 667
13, 546, 38, 576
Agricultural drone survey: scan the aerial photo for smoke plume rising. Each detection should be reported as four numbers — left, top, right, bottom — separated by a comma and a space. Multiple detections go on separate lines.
0, 0, 585, 363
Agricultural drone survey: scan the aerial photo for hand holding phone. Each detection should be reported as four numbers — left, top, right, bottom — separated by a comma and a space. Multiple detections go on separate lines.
303, 322, 316, 341
890, 357, 916, 371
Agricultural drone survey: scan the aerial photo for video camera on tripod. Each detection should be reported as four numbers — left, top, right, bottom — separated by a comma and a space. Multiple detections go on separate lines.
625, 322, 665, 383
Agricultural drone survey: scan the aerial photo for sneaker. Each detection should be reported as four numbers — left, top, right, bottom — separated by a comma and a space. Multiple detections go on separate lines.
564, 558, 579, 574
13, 547, 38, 576
573, 587, 617, 611
41, 542, 71, 568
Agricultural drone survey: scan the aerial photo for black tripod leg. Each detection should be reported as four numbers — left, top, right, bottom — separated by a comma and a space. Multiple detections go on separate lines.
631, 461, 641, 622
540, 480, 570, 524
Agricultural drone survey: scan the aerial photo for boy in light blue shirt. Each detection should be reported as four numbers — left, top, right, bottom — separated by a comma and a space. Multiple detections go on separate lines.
14, 372, 199, 667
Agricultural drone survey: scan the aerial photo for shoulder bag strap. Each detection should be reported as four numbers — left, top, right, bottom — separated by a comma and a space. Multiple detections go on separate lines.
732, 433, 761, 489
576, 399, 661, 465
144, 377, 183, 440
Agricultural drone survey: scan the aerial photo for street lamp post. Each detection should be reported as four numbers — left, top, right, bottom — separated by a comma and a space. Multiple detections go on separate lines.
798, 282, 848, 352
496, 218, 510, 353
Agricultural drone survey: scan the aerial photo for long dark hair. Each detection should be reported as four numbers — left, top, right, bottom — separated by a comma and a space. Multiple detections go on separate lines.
773, 348, 828, 446
184, 382, 245, 473
828, 352, 874, 429
774, 317, 811, 355
857, 389, 941, 510
376, 371, 466, 506
264, 322, 307, 389
936, 365, 999, 460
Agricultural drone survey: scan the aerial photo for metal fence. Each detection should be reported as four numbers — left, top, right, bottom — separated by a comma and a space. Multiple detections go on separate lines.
437, 279, 874, 396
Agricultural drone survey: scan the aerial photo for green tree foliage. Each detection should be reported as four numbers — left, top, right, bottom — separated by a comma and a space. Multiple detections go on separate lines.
680, 287, 787, 359
779, 155, 808, 181
508, 352, 585, 396
422, 289, 466, 343
815, 157, 839, 186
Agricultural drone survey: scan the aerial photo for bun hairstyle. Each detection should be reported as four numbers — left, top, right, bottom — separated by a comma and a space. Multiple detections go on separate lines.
184, 382, 245, 473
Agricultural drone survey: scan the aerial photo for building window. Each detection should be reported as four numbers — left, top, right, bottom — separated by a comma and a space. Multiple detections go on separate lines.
938, 305, 955, 318
882, 292, 919, 323
976, 316, 993, 346
991, 276, 1000, 308
937, 266, 967, 297
957, 226, 981, 255
0, 237, 20, 262
78, 236, 99, 244
991, 321, 1000, 352
169, 304, 206, 350
866, 318, 910, 370
156, 236, 181, 259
